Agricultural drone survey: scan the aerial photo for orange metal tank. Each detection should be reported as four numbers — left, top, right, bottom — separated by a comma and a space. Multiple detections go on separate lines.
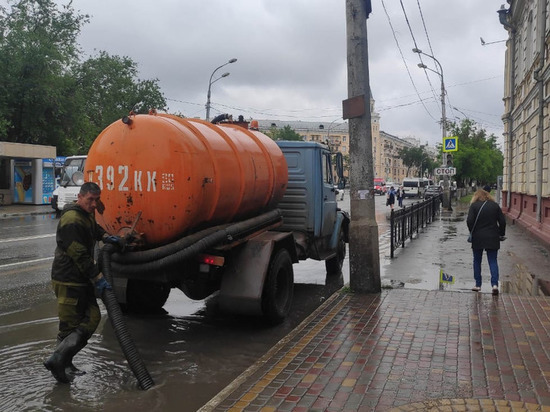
85, 113, 288, 246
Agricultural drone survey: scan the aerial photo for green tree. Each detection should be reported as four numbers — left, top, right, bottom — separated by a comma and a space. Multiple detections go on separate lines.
0, 0, 167, 155
398, 146, 431, 177
0, 0, 89, 148
267, 125, 302, 141
446, 119, 503, 187
73, 51, 167, 150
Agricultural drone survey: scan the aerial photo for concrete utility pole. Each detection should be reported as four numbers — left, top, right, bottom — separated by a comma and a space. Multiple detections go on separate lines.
344, 0, 381, 293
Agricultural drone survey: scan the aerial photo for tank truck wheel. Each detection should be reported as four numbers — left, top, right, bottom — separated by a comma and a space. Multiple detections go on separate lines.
261, 249, 294, 325
325, 227, 346, 276
126, 280, 171, 314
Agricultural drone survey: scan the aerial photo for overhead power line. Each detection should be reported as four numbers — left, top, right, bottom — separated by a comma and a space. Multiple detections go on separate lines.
380, 0, 438, 123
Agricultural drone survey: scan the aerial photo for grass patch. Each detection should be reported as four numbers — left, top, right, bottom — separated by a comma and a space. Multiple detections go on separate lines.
459, 194, 473, 204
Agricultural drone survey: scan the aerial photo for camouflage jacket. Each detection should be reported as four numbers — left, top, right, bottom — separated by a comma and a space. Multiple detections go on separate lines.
51, 203, 106, 284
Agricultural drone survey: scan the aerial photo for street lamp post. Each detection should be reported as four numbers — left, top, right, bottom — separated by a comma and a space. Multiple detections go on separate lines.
206, 58, 237, 121
413, 48, 451, 210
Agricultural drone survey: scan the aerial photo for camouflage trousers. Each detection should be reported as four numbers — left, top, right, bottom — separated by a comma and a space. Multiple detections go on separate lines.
51, 280, 101, 341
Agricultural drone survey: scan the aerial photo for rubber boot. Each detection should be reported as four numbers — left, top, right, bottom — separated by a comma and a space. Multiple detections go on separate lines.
44, 329, 87, 383
56, 336, 87, 377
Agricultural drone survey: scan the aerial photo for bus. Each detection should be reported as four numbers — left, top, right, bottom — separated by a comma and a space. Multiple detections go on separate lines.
402, 177, 432, 198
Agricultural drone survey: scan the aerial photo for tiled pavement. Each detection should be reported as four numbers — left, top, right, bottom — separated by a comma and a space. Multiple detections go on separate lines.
202, 290, 550, 411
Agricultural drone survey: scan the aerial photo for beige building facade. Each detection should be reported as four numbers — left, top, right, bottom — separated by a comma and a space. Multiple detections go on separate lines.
499, 0, 550, 245
257, 97, 424, 184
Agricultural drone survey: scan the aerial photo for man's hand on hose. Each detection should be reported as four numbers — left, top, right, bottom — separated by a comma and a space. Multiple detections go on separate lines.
103, 235, 127, 251
94, 274, 112, 296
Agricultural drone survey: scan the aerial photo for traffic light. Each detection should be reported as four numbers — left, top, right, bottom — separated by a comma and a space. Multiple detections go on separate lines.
446, 153, 453, 167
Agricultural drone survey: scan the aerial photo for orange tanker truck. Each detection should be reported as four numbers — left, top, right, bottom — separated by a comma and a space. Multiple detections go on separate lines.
85, 112, 349, 324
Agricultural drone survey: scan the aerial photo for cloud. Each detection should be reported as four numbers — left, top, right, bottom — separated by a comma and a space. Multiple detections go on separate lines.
47, 0, 508, 146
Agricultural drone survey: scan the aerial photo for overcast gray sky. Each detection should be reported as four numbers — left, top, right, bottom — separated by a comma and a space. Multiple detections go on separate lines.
14, 0, 510, 147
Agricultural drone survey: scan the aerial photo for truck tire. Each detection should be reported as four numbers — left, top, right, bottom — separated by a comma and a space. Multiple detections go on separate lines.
325, 227, 346, 276
261, 249, 294, 325
126, 279, 171, 313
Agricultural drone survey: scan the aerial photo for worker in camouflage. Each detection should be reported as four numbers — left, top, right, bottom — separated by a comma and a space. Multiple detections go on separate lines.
44, 182, 113, 383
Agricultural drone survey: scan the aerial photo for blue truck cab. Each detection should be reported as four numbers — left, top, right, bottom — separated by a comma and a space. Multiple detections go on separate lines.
216, 140, 349, 324
276, 141, 349, 262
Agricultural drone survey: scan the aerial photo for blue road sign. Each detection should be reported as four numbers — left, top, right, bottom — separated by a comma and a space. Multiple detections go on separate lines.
443, 136, 458, 152
440, 269, 455, 284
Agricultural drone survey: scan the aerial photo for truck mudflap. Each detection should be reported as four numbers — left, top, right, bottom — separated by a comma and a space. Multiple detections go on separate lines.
218, 231, 297, 320
329, 210, 350, 250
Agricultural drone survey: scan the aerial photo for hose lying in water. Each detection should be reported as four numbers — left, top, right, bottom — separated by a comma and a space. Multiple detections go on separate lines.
95, 209, 282, 390
99, 243, 155, 390
110, 209, 283, 275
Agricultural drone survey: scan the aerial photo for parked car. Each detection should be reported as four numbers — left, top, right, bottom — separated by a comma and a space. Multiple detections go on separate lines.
424, 185, 443, 199
374, 178, 386, 195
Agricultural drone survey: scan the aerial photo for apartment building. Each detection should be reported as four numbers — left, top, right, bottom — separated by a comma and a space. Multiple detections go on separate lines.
498, 0, 550, 245
256, 97, 422, 184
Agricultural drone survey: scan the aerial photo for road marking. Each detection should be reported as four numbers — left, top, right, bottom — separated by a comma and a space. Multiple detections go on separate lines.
0, 233, 55, 243
0, 257, 53, 269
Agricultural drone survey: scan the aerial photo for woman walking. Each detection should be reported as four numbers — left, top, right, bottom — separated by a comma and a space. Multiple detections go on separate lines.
386, 186, 396, 210
467, 185, 506, 295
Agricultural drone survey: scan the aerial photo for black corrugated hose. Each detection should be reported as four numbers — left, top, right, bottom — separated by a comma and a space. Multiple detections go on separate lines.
99, 243, 155, 390
110, 209, 283, 275
95, 209, 282, 390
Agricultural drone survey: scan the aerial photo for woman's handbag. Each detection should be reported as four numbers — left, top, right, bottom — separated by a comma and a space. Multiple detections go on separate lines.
468, 201, 487, 243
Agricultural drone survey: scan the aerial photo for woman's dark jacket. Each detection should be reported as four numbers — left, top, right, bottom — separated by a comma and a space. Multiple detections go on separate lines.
467, 200, 506, 250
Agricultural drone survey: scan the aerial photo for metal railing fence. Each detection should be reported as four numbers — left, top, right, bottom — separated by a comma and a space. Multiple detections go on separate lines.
390, 195, 442, 258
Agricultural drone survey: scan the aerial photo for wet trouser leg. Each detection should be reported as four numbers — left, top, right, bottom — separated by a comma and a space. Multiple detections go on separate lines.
473, 248, 483, 287
486, 249, 500, 287
53, 281, 101, 340
45, 281, 101, 382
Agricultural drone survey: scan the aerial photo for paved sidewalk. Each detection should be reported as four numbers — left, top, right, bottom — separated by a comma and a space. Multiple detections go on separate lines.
0, 204, 54, 219
203, 289, 550, 411
199, 201, 550, 411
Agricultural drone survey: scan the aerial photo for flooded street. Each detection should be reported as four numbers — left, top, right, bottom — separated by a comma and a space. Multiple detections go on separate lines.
0, 213, 345, 412
3, 192, 542, 411
1, 270, 343, 411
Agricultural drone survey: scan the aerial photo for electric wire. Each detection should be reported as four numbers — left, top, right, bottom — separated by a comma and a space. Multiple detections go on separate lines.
416, 0, 455, 120
380, 0, 438, 123
399, 0, 439, 106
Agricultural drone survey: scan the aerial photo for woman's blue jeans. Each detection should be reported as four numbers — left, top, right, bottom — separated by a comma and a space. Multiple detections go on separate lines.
473, 248, 499, 287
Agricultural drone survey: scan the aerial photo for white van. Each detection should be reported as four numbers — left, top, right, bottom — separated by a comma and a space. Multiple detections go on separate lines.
53, 155, 87, 212
402, 177, 431, 198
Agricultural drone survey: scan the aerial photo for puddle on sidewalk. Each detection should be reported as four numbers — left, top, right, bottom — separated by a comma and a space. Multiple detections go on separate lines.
382, 267, 548, 297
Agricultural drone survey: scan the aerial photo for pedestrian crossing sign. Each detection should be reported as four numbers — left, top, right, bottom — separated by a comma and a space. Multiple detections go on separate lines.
440, 269, 455, 284
443, 136, 458, 152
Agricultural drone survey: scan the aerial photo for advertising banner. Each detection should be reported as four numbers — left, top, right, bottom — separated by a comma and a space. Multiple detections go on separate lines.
14, 160, 33, 203
42, 158, 56, 204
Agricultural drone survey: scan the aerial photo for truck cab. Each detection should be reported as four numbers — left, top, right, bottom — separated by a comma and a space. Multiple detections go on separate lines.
276, 141, 344, 261
54, 155, 87, 212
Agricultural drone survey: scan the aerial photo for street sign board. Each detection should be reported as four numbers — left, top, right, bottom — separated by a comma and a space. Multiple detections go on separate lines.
443, 136, 458, 152
435, 167, 456, 176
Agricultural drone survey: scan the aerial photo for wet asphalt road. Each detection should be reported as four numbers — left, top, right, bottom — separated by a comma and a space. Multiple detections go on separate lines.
1, 193, 387, 412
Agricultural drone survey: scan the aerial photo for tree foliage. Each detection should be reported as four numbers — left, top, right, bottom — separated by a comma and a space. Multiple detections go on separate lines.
267, 125, 302, 141
0, 0, 88, 148
73, 51, 166, 150
0, 0, 167, 155
446, 119, 503, 187
398, 146, 436, 178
